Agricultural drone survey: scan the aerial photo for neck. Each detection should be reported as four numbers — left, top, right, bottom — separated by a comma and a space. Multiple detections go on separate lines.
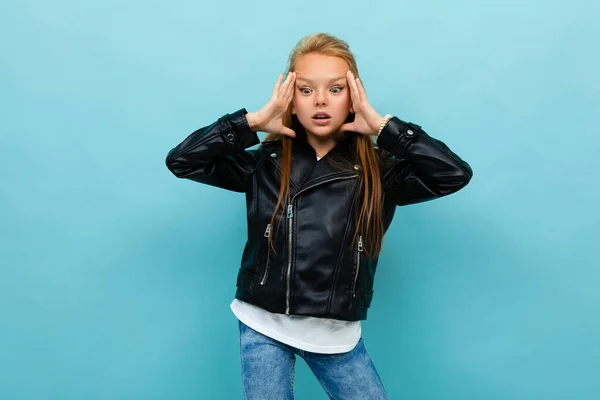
305, 131, 346, 158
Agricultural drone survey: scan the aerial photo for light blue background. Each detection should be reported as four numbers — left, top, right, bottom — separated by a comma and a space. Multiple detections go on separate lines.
1, 0, 598, 399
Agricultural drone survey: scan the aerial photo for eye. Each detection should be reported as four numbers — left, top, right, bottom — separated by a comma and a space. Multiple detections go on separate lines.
298, 86, 345, 94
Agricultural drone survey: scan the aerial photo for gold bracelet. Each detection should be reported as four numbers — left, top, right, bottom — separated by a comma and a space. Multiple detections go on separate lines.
377, 114, 393, 136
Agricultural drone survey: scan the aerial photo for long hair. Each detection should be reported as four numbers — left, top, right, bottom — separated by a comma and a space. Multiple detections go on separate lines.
263, 32, 384, 258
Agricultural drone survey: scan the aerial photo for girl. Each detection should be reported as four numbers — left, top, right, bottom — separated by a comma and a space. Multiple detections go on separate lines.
165, 32, 472, 400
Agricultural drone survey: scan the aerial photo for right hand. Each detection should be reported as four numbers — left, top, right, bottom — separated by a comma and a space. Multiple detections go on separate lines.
249, 72, 297, 138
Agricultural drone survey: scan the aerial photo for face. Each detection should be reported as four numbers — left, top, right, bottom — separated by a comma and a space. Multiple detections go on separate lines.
291, 53, 354, 139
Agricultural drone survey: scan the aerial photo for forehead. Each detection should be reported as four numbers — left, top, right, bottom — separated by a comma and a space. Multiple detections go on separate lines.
294, 53, 349, 82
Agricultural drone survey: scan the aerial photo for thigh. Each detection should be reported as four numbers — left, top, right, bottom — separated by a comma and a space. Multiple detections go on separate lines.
238, 320, 297, 400
303, 338, 388, 400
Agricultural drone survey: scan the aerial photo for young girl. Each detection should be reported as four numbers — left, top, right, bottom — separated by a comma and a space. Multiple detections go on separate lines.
166, 32, 472, 400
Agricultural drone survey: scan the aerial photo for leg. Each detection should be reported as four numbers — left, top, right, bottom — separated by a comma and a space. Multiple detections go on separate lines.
238, 320, 297, 400
302, 338, 388, 400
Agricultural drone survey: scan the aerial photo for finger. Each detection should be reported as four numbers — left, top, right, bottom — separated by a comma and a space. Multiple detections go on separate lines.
283, 72, 295, 98
273, 74, 284, 97
277, 72, 290, 97
285, 84, 295, 106
283, 71, 293, 89
347, 71, 360, 108
350, 72, 360, 105
338, 122, 352, 133
288, 73, 297, 101
281, 127, 296, 138
355, 77, 368, 101
281, 79, 294, 109
351, 73, 362, 103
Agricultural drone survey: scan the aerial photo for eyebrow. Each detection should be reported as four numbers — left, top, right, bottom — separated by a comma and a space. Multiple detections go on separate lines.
295, 75, 346, 84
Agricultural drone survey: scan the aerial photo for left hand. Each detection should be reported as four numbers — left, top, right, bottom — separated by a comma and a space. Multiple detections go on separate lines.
338, 70, 384, 136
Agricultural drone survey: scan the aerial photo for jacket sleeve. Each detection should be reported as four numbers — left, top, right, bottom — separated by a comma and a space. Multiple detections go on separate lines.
376, 116, 473, 206
165, 108, 261, 192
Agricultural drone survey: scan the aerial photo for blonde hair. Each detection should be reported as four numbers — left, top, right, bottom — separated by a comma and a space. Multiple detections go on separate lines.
263, 32, 384, 257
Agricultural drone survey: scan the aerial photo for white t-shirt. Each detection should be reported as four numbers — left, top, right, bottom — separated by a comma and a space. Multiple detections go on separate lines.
230, 155, 361, 354
230, 299, 361, 353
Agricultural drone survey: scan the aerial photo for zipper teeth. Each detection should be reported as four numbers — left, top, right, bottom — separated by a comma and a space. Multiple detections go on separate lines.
353, 235, 363, 298
260, 224, 271, 285
285, 174, 359, 315
286, 205, 293, 314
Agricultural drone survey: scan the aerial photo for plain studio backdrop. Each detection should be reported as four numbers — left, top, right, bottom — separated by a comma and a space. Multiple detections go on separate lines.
1, 0, 598, 399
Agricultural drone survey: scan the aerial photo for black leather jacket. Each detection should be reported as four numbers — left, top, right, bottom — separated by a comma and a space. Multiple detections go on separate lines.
165, 108, 472, 321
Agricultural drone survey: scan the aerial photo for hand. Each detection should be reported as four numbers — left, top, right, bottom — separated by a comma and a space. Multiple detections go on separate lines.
250, 72, 297, 138
338, 71, 384, 136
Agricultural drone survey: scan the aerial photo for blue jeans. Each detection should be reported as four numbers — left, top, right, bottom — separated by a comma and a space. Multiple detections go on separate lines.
238, 320, 389, 399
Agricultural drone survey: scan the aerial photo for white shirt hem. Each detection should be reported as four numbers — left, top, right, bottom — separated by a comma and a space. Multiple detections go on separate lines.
231, 302, 360, 354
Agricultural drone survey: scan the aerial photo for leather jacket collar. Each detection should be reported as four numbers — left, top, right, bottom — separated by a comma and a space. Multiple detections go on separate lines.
263, 126, 361, 194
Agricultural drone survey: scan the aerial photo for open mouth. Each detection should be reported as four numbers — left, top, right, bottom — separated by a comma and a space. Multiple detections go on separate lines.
312, 112, 331, 124
312, 116, 332, 124
312, 112, 331, 119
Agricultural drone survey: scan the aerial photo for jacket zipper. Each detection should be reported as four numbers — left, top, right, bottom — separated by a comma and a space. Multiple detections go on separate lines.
285, 204, 293, 313
259, 224, 272, 285
285, 174, 359, 314
352, 235, 363, 298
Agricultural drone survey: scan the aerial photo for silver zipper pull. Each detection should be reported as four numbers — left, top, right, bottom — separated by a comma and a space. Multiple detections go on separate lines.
264, 224, 271, 237
287, 204, 293, 219
358, 235, 363, 252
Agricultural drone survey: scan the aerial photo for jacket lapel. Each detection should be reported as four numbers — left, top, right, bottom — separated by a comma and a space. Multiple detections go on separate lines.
301, 135, 359, 189
264, 133, 360, 194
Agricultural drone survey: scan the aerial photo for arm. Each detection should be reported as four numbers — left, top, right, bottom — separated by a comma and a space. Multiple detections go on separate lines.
376, 117, 473, 206
165, 108, 261, 192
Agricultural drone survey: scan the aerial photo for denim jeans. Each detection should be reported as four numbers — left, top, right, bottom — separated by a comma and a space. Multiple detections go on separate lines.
238, 319, 389, 399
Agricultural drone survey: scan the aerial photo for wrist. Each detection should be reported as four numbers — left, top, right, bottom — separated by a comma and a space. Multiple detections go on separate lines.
245, 112, 262, 132
367, 114, 383, 136
376, 114, 393, 136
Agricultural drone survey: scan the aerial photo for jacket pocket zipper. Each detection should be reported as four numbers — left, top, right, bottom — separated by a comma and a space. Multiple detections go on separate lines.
260, 224, 272, 285
352, 235, 363, 298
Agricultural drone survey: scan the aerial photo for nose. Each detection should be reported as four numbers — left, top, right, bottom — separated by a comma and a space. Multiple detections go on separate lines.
315, 91, 327, 106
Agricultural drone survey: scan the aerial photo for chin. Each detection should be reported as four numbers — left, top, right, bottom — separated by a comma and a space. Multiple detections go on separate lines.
306, 125, 339, 136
